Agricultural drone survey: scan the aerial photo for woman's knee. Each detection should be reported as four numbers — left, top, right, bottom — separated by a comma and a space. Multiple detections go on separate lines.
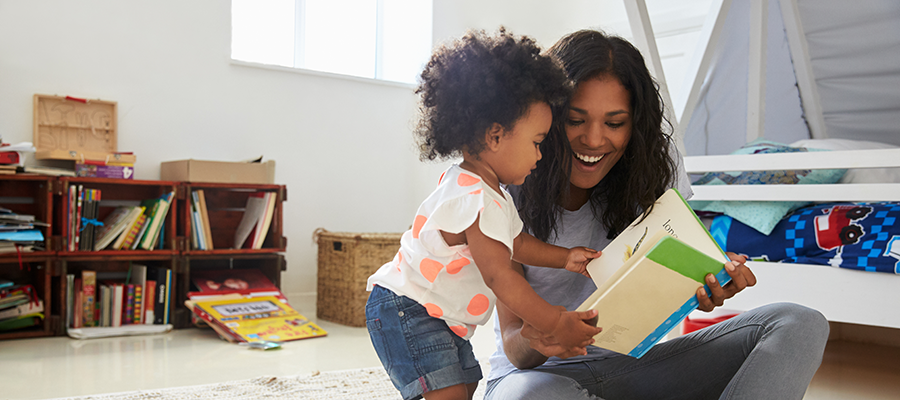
762, 302, 830, 344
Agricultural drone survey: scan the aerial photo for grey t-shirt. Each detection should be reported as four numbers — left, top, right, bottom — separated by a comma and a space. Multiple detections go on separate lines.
487, 149, 693, 381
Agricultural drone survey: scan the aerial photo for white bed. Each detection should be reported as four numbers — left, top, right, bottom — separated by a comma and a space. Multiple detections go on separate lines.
684, 147, 900, 330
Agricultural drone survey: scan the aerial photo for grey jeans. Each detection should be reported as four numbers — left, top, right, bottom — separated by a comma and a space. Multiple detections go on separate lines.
484, 303, 829, 400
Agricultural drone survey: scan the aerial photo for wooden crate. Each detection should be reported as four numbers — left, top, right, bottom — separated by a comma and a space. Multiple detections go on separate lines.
315, 229, 401, 327
32, 94, 134, 164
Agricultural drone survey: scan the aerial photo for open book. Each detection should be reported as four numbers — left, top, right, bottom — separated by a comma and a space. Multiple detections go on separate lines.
577, 188, 732, 358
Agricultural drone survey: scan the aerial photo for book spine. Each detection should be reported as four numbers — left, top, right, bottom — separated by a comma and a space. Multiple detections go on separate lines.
81, 270, 96, 327
144, 280, 156, 324
65, 274, 74, 328
124, 284, 135, 325
74, 185, 83, 251
112, 284, 123, 327
73, 278, 83, 329
133, 286, 143, 324
120, 214, 146, 250
163, 269, 171, 325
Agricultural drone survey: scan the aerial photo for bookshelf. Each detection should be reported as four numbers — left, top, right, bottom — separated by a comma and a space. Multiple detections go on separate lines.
0, 174, 286, 339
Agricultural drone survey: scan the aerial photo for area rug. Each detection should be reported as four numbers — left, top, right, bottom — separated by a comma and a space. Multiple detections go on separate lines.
56, 365, 488, 400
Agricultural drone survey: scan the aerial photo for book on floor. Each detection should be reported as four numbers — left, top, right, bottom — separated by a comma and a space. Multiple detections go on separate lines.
576, 188, 733, 358
190, 295, 327, 343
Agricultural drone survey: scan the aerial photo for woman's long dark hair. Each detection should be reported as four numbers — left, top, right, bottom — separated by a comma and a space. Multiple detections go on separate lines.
516, 29, 677, 241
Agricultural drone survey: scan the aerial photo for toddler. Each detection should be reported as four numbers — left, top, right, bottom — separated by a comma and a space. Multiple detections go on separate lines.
366, 29, 602, 400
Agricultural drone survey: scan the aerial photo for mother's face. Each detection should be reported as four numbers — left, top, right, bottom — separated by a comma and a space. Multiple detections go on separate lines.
564, 76, 632, 190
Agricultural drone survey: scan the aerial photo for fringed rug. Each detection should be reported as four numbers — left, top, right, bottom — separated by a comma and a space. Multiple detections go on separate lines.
55, 365, 488, 400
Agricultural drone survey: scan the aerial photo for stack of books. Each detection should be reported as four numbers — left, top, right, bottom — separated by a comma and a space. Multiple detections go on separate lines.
66, 187, 174, 251
66, 264, 172, 330
0, 282, 44, 332
185, 269, 326, 343
189, 190, 214, 250
0, 141, 35, 175
233, 192, 277, 249
75, 154, 135, 180
0, 207, 46, 254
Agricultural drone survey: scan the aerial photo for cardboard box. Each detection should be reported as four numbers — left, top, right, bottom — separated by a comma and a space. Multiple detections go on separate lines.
160, 159, 275, 184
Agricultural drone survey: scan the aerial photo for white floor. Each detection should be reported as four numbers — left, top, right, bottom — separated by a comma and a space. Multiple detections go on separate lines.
1, 295, 898, 400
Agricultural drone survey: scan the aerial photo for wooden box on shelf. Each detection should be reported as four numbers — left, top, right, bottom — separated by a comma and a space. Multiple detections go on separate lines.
32, 94, 135, 165
174, 254, 285, 329
56, 178, 178, 254
60, 257, 177, 335
181, 183, 286, 254
0, 175, 56, 339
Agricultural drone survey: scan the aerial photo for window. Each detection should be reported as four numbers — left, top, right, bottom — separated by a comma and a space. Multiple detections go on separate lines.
231, 0, 433, 85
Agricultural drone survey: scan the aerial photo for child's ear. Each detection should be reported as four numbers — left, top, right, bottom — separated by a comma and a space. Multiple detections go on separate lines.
484, 123, 504, 151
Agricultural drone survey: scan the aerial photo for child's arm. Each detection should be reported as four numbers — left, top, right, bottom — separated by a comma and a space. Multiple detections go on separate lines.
466, 217, 601, 347
512, 232, 599, 276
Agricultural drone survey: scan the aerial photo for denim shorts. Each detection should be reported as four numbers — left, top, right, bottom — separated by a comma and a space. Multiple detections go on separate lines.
366, 285, 483, 400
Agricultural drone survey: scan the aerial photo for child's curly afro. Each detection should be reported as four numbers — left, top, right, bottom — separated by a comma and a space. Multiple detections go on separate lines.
414, 28, 572, 161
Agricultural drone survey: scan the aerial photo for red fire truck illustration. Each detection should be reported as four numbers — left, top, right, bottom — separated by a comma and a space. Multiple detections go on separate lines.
814, 205, 873, 250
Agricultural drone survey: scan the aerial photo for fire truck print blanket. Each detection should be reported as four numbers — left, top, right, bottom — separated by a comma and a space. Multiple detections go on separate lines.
709, 202, 900, 274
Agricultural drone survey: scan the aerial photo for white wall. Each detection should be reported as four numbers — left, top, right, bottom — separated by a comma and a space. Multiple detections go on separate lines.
0, 0, 436, 300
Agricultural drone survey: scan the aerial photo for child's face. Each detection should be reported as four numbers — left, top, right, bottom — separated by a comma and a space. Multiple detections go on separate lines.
492, 102, 553, 186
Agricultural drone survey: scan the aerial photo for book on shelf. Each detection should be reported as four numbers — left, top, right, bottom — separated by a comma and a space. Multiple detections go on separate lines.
111, 207, 145, 250
124, 284, 135, 325
144, 280, 156, 324
81, 270, 96, 327
0, 298, 43, 320
137, 192, 173, 250
234, 192, 276, 249
576, 188, 733, 358
190, 191, 207, 250
0, 313, 43, 332
133, 285, 143, 324
190, 295, 327, 343
93, 206, 140, 251
190, 268, 278, 294
193, 190, 215, 250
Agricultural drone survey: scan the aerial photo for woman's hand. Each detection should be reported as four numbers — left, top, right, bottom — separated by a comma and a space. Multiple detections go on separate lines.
696, 252, 756, 312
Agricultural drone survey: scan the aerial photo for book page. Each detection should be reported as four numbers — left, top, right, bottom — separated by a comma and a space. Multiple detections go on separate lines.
586, 188, 728, 290
585, 258, 701, 355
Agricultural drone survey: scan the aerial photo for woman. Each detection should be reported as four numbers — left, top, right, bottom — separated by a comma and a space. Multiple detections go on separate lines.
484, 30, 829, 400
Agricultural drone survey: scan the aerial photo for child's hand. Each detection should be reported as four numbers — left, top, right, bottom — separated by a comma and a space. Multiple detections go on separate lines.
565, 247, 600, 278
549, 310, 603, 352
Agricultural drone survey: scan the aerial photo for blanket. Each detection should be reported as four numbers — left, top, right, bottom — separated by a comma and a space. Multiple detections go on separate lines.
710, 202, 900, 274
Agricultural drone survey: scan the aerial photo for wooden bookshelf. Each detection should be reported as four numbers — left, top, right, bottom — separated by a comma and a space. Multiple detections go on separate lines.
0, 174, 287, 337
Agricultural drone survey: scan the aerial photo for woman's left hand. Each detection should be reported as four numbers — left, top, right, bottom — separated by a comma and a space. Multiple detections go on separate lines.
696, 252, 757, 312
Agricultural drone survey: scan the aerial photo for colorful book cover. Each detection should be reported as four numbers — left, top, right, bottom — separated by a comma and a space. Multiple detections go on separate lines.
124, 284, 135, 325
577, 188, 732, 358
139, 192, 173, 250
192, 295, 327, 343
133, 286, 143, 324
190, 269, 277, 293
81, 270, 96, 327
119, 213, 147, 250
144, 280, 156, 324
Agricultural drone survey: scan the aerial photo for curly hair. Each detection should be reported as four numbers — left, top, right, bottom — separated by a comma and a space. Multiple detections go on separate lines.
516, 29, 677, 241
414, 28, 572, 161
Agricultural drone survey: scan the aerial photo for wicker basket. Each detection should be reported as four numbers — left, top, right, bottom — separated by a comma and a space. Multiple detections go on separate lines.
315, 229, 402, 327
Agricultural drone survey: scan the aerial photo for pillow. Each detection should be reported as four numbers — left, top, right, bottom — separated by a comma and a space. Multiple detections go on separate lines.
789, 138, 900, 184
689, 139, 847, 235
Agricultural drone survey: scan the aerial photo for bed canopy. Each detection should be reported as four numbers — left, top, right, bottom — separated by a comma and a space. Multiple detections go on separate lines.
628, 0, 900, 156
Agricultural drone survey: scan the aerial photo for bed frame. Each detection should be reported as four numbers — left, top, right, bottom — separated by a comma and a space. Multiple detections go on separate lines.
684, 148, 900, 330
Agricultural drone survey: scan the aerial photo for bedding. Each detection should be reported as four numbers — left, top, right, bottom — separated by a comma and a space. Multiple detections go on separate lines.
709, 201, 900, 274
689, 139, 846, 235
